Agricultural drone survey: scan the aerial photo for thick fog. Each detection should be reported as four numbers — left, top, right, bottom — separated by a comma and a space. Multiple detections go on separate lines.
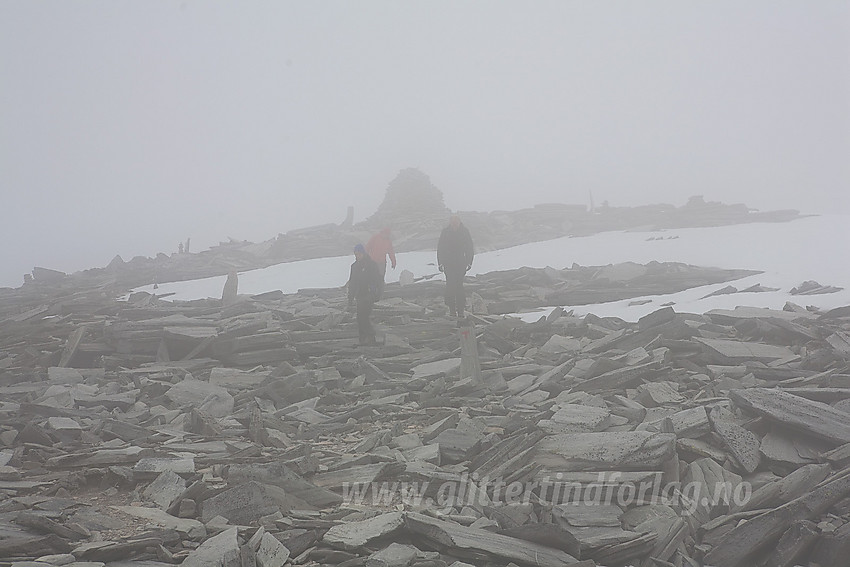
1, 2, 848, 288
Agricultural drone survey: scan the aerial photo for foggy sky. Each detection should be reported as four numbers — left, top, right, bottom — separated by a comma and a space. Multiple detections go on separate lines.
1, 1, 848, 288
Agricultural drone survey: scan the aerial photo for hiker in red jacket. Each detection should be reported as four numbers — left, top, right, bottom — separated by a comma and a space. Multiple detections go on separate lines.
366, 227, 397, 299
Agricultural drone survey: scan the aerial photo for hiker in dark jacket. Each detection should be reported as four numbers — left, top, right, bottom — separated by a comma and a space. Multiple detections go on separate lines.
437, 214, 474, 318
348, 243, 382, 345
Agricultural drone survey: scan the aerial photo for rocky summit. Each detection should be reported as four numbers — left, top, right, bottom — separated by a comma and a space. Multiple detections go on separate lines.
0, 186, 845, 567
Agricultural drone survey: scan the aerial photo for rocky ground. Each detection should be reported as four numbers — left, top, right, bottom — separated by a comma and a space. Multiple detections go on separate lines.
0, 257, 849, 567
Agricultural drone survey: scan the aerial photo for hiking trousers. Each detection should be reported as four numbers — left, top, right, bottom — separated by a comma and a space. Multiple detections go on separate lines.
444, 269, 466, 316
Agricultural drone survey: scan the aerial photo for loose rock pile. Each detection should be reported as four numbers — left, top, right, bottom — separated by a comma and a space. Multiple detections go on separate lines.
1, 261, 849, 567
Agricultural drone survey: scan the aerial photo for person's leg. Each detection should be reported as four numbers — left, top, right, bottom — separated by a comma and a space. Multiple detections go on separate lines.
457, 274, 466, 317
357, 298, 375, 343
364, 299, 374, 341
356, 298, 367, 343
443, 271, 454, 315
445, 270, 461, 316
377, 262, 387, 299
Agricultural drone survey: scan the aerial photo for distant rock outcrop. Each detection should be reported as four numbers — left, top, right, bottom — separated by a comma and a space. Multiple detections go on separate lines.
367, 168, 450, 226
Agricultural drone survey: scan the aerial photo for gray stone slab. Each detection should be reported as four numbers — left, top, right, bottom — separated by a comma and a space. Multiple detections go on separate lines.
534, 431, 676, 471
165, 379, 234, 417
731, 388, 850, 444
638, 306, 676, 330
133, 456, 195, 475
540, 334, 582, 354
708, 406, 761, 473
201, 481, 285, 524
47, 367, 86, 384
539, 404, 611, 434
181, 526, 239, 567
323, 512, 405, 551
695, 337, 797, 363
226, 462, 343, 509
411, 358, 461, 379
142, 470, 187, 510
209, 367, 270, 390
256, 532, 290, 567
46, 417, 82, 431
111, 506, 206, 539
706, 307, 817, 321
365, 542, 419, 567
759, 430, 821, 466
433, 428, 483, 463
636, 381, 685, 407
404, 512, 578, 567
554, 503, 623, 527
704, 471, 850, 567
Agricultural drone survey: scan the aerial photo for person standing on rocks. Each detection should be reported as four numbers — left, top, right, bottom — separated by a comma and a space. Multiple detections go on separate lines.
347, 244, 382, 345
366, 227, 397, 299
437, 214, 475, 318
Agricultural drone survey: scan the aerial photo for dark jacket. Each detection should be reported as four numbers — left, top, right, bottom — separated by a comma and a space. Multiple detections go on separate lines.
437, 224, 474, 272
348, 256, 381, 302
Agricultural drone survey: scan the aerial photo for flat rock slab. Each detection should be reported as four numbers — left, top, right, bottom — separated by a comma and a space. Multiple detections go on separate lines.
46, 417, 82, 431
164, 326, 218, 340
47, 367, 86, 383
181, 526, 239, 567
365, 542, 420, 567
534, 432, 677, 471
555, 503, 623, 527
704, 470, 850, 567
695, 338, 796, 364
411, 358, 462, 379
540, 405, 611, 434
636, 381, 685, 407
433, 428, 483, 463
142, 470, 186, 510
762, 519, 819, 567
311, 462, 404, 491
134, 456, 195, 475
209, 367, 270, 389
323, 512, 405, 551
706, 307, 816, 322
647, 406, 710, 438
256, 531, 290, 567
541, 335, 582, 354
638, 307, 676, 330
572, 361, 660, 393
708, 406, 761, 473
759, 430, 824, 466
227, 461, 343, 509
506, 374, 537, 395
201, 481, 286, 524
165, 379, 234, 417
730, 388, 850, 445
404, 512, 579, 567
112, 506, 206, 539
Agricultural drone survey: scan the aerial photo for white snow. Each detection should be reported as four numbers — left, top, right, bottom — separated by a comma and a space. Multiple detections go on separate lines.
133, 214, 850, 322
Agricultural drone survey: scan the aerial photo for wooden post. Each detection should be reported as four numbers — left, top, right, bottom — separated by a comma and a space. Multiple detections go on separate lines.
459, 325, 482, 383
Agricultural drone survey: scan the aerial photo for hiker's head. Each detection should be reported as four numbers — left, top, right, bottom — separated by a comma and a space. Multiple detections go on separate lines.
353, 243, 366, 258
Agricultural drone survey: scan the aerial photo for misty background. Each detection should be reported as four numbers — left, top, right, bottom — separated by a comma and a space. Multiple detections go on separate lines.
1, 2, 848, 289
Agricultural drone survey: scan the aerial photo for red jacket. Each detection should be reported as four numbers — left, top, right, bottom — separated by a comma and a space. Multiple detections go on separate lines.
366, 229, 396, 268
